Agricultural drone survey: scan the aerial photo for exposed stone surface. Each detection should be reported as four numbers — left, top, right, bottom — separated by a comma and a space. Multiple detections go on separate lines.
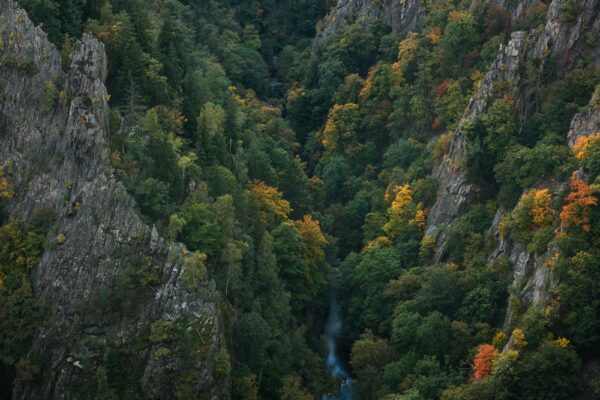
426, 0, 600, 260
426, 31, 529, 260
0, 1, 226, 398
488, 208, 557, 330
314, 0, 424, 47
568, 106, 600, 147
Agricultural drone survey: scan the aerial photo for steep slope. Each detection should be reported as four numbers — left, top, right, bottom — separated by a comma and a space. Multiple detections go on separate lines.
427, 0, 600, 254
0, 1, 226, 398
314, 0, 424, 47
426, 0, 600, 355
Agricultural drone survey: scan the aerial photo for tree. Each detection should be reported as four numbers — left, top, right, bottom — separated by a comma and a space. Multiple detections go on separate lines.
294, 215, 328, 266
472, 344, 498, 380
280, 375, 315, 400
321, 103, 360, 152
517, 342, 581, 400
560, 177, 598, 232
351, 330, 395, 400
384, 184, 424, 239
249, 181, 292, 223
573, 132, 600, 179
196, 102, 226, 165
415, 312, 453, 359
0, 166, 13, 200
0, 222, 43, 367
234, 312, 272, 370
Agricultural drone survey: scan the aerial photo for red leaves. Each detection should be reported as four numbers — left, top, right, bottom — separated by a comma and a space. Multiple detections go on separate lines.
472, 344, 498, 380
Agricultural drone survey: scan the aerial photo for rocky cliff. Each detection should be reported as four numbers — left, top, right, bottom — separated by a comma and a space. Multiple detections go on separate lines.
0, 1, 227, 398
314, 0, 424, 47
426, 0, 600, 333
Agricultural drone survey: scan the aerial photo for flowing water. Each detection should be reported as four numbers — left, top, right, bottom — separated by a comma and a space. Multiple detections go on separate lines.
322, 297, 354, 400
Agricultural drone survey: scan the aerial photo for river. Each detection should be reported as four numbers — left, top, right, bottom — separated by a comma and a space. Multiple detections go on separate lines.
322, 297, 354, 400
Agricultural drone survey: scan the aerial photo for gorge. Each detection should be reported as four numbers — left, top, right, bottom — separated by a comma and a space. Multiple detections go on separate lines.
1, 0, 600, 399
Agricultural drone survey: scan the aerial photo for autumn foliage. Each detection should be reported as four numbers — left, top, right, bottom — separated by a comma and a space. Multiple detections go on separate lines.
249, 180, 292, 222
472, 344, 498, 380
560, 177, 598, 232
572, 133, 600, 160
294, 215, 328, 266
531, 188, 556, 226
383, 185, 427, 238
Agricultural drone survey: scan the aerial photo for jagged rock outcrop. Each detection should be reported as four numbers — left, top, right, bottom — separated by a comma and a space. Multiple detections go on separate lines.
0, 1, 227, 398
568, 106, 600, 147
426, 0, 600, 260
426, 31, 529, 260
488, 207, 558, 331
314, 0, 424, 47
493, 102, 597, 336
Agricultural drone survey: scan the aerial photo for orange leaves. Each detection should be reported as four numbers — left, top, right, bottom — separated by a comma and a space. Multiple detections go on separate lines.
472, 344, 498, 380
560, 177, 598, 232
249, 181, 292, 223
572, 132, 600, 160
294, 215, 328, 265
425, 27, 442, 45
0, 166, 13, 200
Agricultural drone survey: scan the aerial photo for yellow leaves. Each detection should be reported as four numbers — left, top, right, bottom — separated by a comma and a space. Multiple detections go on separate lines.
531, 189, 556, 226
359, 66, 377, 100
287, 83, 307, 103
321, 103, 360, 151
363, 236, 392, 253
390, 184, 413, 211
573, 132, 600, 160
295, 215, 328, 265
492, 331, 508, 348
448, 10, 475, 24
410, 209, 428, 229
555, 337, 570, 347
383, 184, 427, 238
512, 328, 527, 348
249, 180, 292, 223
56, 233, 66, 245
0, 166, 13, 200
398, 32, 420, 62
419, 235, 436, 260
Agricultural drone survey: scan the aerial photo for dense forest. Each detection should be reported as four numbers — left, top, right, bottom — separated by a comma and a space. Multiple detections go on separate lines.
1, 0, 600, 399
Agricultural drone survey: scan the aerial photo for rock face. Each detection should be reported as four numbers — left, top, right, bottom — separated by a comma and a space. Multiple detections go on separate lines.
423, 0, 600, 341
426, 31, 529, 260
0, 1, 226, 398
314, 0, 424, 47
488, 208, 558, 331
568, 106, 600, 147
426, 0, 600, 258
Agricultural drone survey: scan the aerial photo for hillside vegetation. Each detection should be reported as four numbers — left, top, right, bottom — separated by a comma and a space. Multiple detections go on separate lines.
1, 0, 600, 399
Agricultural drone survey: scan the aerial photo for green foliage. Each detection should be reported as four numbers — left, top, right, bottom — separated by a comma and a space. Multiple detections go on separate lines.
42, 80, 59, 111
0, 221, 44, 366
15, 0, 600, 398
